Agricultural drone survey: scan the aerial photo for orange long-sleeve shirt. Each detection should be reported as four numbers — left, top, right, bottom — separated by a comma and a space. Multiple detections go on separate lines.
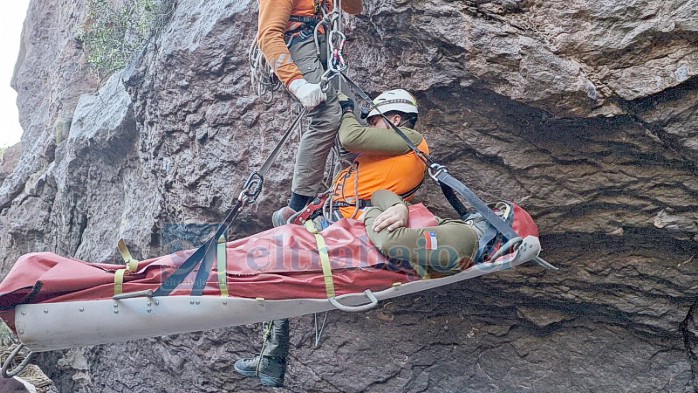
332, 114, 429, 219
257, 0, 363, 86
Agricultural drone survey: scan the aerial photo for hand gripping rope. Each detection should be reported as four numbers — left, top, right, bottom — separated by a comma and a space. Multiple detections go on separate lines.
249, 0, 348, 101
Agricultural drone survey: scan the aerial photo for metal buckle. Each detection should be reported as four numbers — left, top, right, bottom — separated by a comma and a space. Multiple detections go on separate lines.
428, 163, 448, 182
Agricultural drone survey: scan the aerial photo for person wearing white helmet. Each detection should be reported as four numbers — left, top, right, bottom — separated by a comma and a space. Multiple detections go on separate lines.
365, 88, 420, 127
326, 88, 428, 220
236, 89, 431, 388
273, 88, 428, 224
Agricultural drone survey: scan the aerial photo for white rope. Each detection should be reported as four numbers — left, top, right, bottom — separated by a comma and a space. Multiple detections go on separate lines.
314, 311, 329, 347
248, 35, 282, 105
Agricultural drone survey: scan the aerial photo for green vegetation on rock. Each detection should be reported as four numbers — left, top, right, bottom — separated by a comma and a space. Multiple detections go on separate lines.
77, 0, 175, 78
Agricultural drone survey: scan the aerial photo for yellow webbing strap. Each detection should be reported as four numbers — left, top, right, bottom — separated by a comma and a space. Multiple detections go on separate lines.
114, 269, 126, 295
114, 239, 140, 295
217, 235, 229, 297
117, 239, 140, 271
304, 221, 336, 298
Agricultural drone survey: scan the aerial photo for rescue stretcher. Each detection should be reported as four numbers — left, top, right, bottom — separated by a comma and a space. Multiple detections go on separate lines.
0, 204, 542, 361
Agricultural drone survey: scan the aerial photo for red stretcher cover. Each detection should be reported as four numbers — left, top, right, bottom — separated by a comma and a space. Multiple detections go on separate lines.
0, 205, 441, 318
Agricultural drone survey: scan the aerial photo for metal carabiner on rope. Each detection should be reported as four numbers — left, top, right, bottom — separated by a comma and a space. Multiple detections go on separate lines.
328, 30, 347, 72
313, 0, 347, 86
313, 1, 333, 57
327, 0, 347, 74
319, 68, 340, 92
428, 163, 448, 183
239, 172, 264, 205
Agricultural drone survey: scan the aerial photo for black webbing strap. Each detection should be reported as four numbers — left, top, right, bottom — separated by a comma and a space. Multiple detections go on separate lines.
154, 199, 244, 297
154, 109, 307, 297
440, 182, 469, 218
289, 15, 322, 24
330, 199, 371, 208
436, 170, 519, 240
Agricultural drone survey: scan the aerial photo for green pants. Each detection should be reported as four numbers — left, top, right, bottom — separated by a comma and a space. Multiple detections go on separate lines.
288, 37, 342, 197
363, 190, 478, 277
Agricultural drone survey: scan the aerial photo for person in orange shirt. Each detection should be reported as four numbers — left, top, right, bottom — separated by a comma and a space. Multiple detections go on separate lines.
256, 0, 364, 226
234, 88, 431, 387
329, 89, 429, 221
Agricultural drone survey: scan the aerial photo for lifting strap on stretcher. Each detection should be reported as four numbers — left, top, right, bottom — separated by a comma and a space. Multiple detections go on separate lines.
304, 221, 336, 298
217, 235, 229, 297
114, 239, 140, 295
115, 237, 229, 296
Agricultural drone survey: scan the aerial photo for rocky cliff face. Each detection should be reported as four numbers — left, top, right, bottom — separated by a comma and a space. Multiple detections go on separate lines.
2, 0, 697, 392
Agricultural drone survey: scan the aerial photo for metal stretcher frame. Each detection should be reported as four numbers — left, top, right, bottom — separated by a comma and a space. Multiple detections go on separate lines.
12, 234, 540, 353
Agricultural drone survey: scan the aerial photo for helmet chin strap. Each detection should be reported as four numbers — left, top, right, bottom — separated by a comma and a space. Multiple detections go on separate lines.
397, 115, 417, 128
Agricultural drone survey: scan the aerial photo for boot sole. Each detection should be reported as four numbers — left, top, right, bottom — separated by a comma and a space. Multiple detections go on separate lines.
234, 362, 284, 387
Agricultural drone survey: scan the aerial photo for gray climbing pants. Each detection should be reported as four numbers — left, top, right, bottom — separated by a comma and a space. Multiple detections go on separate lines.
288, 37, 342, 197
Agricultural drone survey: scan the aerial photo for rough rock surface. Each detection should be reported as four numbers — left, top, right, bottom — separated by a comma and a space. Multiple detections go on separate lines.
0, 143, 22, 184
2, 0, 697, 392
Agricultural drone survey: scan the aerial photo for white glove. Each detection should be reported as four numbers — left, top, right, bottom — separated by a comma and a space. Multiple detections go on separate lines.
288, 79, 326, 110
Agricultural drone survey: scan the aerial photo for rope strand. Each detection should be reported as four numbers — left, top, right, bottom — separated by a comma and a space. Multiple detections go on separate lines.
248, 35, 283, 104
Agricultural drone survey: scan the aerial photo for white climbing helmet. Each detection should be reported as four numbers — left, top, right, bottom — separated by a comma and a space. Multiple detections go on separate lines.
366, 89, 418, 119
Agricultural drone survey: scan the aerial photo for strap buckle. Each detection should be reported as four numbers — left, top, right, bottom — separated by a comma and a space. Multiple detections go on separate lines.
428, 163, 448, 182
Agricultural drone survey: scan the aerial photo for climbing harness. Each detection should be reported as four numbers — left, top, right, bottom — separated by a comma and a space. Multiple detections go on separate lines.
289, 168, 426, 227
